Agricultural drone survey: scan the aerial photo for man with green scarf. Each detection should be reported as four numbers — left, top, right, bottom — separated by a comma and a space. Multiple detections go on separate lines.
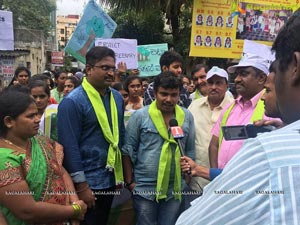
122, 71, 195, 225
58, 46, 125, 225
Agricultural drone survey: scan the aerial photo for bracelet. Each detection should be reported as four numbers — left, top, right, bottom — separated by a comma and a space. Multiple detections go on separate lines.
72, 203, 82, 219
124, 180, 134, 188
76, 184, 89, 193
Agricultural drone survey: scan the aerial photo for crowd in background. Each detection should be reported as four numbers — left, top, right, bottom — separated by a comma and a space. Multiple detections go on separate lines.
0, 10, 300, 225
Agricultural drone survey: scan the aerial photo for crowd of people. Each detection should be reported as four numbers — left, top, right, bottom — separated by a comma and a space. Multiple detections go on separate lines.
0, 9, 300, 225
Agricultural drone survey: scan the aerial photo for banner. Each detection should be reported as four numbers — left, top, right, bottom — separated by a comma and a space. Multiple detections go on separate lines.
95, 38, 138, 69
137, 43, 168, 77
65, 0, 117, 64
0, 57, 15, 86
51, 51, 64, 66
190, 0, 297, 59
0, 10, 14, 50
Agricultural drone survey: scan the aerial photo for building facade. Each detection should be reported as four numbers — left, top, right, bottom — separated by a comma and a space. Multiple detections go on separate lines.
57, 15, 80, 50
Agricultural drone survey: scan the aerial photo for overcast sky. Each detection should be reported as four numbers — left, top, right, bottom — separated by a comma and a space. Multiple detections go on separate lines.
56, 0, 87, 16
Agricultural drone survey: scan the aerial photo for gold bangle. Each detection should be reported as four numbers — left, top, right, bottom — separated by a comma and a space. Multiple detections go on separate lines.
72, 203, 81, 219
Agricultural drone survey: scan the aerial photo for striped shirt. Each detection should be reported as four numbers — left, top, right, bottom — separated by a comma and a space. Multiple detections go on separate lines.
176, 119, 300, 225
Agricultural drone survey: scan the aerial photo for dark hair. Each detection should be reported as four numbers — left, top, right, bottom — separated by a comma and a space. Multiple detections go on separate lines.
214, 37, 222, 47
272, 10, 300, 72
42, 70, 54, 79
216, 16, 223, 23
66, 76, 81, 88
112, 82, 126, 91
31, 74, 55, 90
253, 67, 267, 78
7, 66, 31, 87
54, 71, 66, 80
124, 75, 142, 93
86, 46, 116, 66
28, 79, 50, 97
0, 91, 35, 136
14, 66, 31, 78
182, 75, 191, 82
191, 64, 208, 79
3, 84, 30, 94
141, 77, 150, 83
159, 51, 183, 71
269, 61, 278, 74
153, 71, 182, 93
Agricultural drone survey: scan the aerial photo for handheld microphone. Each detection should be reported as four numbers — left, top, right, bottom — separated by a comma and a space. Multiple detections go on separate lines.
169, 119, 191, 175
169, 119, 185, 156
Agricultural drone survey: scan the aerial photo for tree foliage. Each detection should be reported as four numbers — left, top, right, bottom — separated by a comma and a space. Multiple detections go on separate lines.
102, 0, 192, 44
0, 0, 55, 35
103, 0, 228, 70
109, 8, 166, 45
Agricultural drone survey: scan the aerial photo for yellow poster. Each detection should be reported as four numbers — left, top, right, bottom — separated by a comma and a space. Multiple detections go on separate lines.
190, 0, 298, 58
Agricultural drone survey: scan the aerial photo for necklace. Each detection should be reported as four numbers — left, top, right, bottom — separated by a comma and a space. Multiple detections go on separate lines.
1, 138, 29, 153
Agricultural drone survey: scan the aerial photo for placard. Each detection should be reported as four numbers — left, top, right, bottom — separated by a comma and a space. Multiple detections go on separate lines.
137, 43, 168, 77
95, 38, 138, 69
0, 10, 14, 50
51, 51, 64, 66
65, 0, 117, 63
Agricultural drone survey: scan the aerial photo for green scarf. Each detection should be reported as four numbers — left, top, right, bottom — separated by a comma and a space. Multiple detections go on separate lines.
0, 137, 47, 225
27, 137, 47, 201
195, 89, 201, 99
82, 78, 123, 184
148, 100, 185, 201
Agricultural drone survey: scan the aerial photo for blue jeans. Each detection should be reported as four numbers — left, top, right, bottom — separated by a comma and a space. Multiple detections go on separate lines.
133, 195, 181, 225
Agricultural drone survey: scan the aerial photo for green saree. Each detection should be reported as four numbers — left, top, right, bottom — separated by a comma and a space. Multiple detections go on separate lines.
0, 135, 68, 225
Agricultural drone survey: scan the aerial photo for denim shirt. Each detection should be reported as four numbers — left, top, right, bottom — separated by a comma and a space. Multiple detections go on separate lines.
57, 85, 125, 189
122, 105, 195, 201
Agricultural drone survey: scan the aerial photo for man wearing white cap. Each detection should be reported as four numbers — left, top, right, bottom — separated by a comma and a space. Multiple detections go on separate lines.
187, 66, 233, 196
209, 41, 278, 169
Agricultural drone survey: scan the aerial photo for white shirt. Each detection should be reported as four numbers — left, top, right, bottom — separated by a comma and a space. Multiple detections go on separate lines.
176, 120, 300, 225
188, 95, 233, 191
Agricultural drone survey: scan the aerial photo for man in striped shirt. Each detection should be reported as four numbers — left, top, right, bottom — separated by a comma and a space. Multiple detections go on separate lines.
176, 10, 300, 225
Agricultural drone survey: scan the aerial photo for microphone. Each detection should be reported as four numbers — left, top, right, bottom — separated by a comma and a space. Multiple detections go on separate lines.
169, 119, 191, 175
169, 119, 185, 156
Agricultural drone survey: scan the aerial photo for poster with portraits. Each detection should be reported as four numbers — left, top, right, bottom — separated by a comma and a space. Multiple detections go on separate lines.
190, 0, 298, 59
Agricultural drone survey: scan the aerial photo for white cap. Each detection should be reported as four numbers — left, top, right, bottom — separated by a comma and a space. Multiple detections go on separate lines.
227, 40, 275, 75
207, 66, 228, 81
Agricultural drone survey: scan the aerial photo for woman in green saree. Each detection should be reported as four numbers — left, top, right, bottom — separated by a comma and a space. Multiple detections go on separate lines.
0, 91, 87, 225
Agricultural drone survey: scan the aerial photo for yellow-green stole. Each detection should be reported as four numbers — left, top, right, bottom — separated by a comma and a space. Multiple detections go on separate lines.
82, 78, 123, 184
148, 100, 185, 201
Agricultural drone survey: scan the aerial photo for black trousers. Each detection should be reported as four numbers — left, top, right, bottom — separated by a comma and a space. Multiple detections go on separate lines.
81, 186, 116, 225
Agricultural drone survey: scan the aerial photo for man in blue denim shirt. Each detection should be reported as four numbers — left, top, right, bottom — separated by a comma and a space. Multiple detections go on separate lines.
57, 46, 125, 225
122, 71, 195, 225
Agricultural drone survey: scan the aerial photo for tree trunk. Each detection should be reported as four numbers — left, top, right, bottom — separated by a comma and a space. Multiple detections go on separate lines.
170, 13, 180, 45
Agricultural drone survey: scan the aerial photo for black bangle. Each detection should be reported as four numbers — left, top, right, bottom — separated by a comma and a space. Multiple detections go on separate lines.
124, 180, 134, 188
